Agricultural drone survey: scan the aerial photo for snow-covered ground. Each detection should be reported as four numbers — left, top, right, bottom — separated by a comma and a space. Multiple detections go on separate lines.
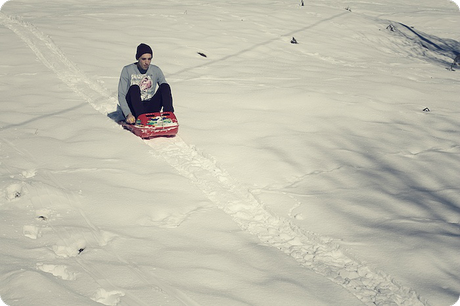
1, 0, 459, 305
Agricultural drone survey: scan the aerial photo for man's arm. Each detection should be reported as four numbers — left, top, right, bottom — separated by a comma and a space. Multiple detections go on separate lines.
117, 66, 132, 118
155, 66, 167, 86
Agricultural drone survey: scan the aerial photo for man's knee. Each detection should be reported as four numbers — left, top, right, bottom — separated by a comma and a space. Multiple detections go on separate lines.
128, 85, 141, 95
159, 83, 171, 93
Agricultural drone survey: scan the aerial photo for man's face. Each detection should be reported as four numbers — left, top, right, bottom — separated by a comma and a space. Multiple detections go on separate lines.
138, 53, 152, 70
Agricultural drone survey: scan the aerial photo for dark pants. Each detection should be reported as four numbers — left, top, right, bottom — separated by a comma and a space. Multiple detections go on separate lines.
126, 83, 174, 118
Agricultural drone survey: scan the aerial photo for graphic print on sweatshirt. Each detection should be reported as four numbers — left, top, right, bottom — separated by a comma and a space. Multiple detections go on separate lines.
131, 74, 154, 101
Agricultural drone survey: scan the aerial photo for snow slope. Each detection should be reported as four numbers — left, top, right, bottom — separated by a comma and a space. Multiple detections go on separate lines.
1, 0, 460, 305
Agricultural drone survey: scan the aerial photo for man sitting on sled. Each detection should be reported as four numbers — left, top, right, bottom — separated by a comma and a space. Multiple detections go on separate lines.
118, 43, 174, 124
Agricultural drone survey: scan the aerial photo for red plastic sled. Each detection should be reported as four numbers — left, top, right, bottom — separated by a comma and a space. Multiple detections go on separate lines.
119, 112, 179, 139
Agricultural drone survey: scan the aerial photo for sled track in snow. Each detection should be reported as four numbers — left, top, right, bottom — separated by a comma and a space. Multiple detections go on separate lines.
148, 138, 427, 306
0, 12, 116, 115
0, 12, 200, 306
1, 12, 428, 306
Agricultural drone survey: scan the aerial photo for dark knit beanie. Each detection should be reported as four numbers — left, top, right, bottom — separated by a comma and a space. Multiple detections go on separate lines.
136, 43, 153, 60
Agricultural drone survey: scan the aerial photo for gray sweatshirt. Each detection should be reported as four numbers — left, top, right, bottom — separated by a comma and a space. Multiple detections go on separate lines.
117, 63, 167, 116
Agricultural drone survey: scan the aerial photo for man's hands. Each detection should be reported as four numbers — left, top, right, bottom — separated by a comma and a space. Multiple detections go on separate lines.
125, 114, 136, 124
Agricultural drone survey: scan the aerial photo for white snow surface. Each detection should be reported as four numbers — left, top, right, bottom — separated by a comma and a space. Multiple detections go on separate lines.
0, 0, 459, 305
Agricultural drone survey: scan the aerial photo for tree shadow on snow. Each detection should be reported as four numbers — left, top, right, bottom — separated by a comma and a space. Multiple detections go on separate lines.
0, 103, 87, 132
302, 111, 460, 300
326, 113, 460, 228
168, 11, 350, 80
391, 22, 460, 68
